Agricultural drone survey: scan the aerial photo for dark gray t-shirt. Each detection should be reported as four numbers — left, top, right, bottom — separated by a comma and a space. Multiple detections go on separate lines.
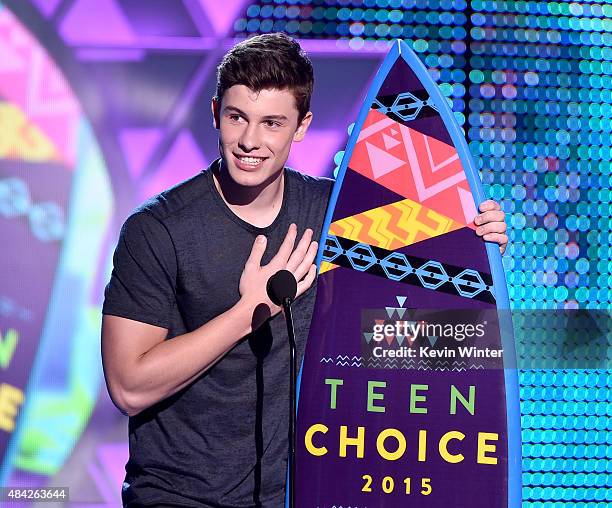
102, 160, 333, 507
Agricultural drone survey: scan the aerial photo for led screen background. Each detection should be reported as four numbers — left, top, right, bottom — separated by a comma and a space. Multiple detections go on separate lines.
0, 0, 609, 505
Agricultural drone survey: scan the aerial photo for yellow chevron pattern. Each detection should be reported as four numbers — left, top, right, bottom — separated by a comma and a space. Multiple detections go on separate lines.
329, 198, 462, 251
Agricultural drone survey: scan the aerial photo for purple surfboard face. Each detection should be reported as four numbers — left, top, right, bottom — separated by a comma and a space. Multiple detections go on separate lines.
295, 45, 510, 506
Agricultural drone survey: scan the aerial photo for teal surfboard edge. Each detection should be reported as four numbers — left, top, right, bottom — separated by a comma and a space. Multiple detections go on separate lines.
289, 40, 522, 507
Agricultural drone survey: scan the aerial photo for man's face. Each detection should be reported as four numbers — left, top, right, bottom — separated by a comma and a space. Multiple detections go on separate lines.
213, 85, 312, 188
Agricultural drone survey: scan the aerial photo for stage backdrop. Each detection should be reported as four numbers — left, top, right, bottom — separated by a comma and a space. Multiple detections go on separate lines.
0, 0, 609, 506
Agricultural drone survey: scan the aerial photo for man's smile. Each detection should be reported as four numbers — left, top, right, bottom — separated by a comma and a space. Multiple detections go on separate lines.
233, 153, 268, 169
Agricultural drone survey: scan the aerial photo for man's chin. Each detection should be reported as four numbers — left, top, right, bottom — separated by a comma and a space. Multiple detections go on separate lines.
227, 163, 283, 187
228, 168, 267, 186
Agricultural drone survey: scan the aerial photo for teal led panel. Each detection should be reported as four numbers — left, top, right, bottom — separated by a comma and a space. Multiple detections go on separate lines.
234, 1, 611, 506
467, 2, 612, 506
467, 0, 611, 311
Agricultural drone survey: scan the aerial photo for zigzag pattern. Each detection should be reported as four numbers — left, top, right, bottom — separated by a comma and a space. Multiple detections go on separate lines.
329, 197, 462, 251
319, 355, 487, 371
365, 358, 486, 370
320, 355, 363, 368
366, 358, 417, 369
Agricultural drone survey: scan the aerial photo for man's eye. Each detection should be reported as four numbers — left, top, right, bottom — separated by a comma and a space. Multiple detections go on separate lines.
228, 114, 244, 123
265, 120, 281, 128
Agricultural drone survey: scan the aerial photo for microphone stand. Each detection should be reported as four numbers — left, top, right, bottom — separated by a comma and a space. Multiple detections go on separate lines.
282, 296, 297, 508
267, 269, 299, 508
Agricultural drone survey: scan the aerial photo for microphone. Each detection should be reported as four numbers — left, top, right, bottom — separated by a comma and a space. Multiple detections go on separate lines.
267, 269, 298, 508
266, 269, 297, 307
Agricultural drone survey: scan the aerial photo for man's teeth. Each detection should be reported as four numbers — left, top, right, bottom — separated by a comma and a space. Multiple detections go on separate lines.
238, 156, 265, 165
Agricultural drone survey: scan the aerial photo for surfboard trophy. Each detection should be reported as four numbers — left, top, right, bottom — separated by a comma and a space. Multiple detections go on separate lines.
289, 40, 521, 507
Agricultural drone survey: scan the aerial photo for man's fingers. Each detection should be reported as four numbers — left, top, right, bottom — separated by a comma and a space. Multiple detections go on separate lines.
476, 221, 507, 236
270, 223, 298, 266
293, 241, 318, 281
474, 210, 506, 226
245, 235, 267, 269
478, 199, 501, 212
296, 264, 317, 298
482, 233, 508, 251
286, 228, 313, 272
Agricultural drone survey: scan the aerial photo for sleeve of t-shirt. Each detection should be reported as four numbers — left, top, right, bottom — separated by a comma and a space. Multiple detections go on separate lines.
102, 210, 177, 329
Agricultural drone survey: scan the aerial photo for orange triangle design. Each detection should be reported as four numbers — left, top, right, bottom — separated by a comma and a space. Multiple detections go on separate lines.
382, 132, 401, 150
423, 133, 459, 174
348, 109, 475, 227
365, 141, 405, 179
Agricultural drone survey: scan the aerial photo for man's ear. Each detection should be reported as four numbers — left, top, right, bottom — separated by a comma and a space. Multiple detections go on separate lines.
211, 97, 220, 129
293, 111, 313, 142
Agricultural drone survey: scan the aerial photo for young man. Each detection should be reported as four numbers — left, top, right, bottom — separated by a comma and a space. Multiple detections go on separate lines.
101, 33, 508, 507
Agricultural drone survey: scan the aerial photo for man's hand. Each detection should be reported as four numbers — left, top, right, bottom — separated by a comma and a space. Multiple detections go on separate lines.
474, 200, 508, 255
239, 223, 318, 329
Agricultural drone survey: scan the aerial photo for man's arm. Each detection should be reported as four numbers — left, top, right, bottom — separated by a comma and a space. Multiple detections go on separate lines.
102, 300, 254, 417
102, 223, 317, 417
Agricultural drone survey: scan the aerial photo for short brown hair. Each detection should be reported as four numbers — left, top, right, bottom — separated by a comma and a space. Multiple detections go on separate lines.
215, 33, 314, 123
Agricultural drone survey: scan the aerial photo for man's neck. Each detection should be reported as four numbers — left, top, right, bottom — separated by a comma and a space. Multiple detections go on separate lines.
212, 160, 285, 228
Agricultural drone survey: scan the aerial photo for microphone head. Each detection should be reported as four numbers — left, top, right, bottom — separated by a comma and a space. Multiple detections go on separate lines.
266, 269, 298, 306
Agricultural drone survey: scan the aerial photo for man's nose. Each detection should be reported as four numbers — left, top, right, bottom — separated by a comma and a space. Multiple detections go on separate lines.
238, 123, 261, 152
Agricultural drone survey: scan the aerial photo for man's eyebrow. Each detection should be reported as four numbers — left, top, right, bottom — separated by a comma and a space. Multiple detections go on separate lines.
222, 106, 288, 122
222, 105, 247, 116
261, 114, 289, 122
